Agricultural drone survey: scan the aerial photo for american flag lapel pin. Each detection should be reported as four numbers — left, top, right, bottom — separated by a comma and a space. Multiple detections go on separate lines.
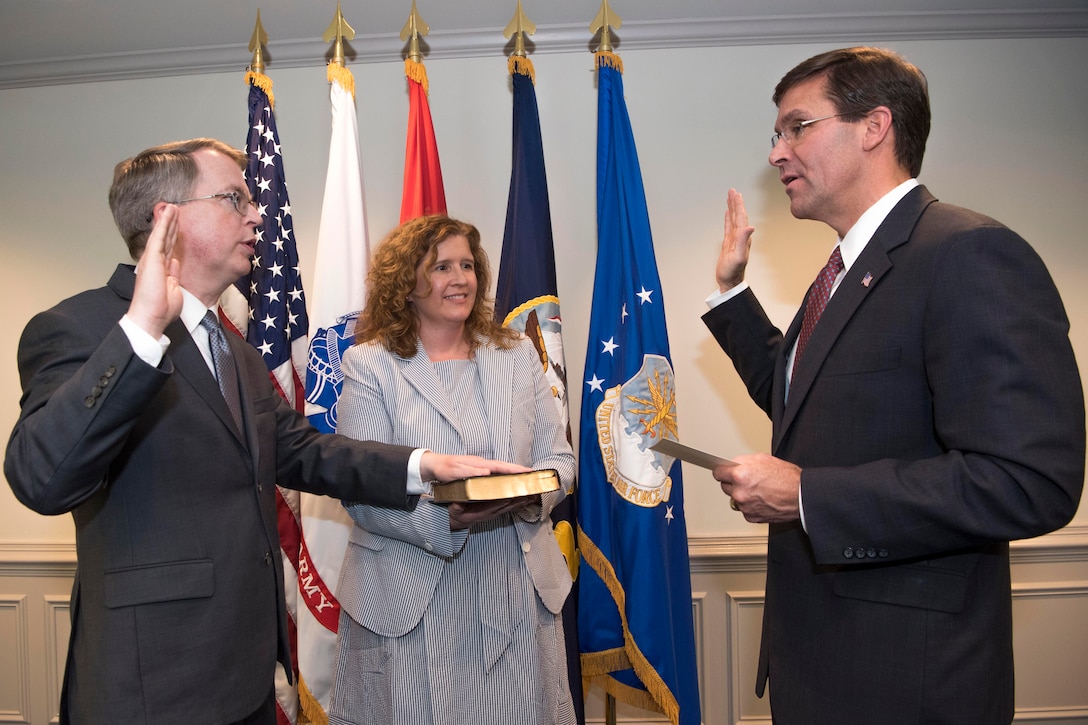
861, 272, 874, 288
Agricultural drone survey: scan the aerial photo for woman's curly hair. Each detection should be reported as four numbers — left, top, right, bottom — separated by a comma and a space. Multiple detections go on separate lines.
355, 215, 520, 358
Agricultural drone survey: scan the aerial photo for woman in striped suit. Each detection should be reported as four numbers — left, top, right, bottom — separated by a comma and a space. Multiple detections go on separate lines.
329, 215, 577, 725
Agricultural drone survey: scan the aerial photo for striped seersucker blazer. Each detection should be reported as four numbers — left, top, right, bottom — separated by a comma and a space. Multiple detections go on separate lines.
333, 336, 575, 644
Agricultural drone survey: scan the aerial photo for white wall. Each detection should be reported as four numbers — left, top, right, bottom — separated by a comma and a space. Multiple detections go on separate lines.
2, 37, 1086, 545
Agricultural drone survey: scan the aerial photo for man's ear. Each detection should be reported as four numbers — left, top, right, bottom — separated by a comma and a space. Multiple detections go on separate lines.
149, 200, 172, 224
862, 106, 894, 152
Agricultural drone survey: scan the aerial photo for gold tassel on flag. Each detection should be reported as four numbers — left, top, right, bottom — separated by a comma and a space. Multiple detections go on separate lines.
401, 0, 430, 94
504, 0, 536, 83
590, 0, 624, 73
244, 10, 274, 107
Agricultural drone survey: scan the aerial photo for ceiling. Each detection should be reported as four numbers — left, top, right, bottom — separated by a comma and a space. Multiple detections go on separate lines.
1, 0, 1086, 89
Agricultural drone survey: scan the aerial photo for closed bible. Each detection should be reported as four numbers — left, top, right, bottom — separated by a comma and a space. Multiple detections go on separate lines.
431, 469, 560, 503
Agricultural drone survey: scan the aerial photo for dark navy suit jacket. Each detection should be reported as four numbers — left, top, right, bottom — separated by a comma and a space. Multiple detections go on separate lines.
703, 186, 1084, 725
6, 264, 415, 724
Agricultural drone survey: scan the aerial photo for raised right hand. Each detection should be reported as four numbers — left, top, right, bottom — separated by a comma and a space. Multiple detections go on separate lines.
715, 188, 755, 293
128, 204, 183, 339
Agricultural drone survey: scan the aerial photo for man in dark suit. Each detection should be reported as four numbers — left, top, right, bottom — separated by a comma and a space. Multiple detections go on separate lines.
4, 138, 522, 724
704, 47, 1084, 724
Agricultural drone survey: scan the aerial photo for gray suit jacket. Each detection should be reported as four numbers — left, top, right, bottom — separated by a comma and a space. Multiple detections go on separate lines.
703, 187, 1084, 725
5, 265, 416, 724
335, 338, 575, 644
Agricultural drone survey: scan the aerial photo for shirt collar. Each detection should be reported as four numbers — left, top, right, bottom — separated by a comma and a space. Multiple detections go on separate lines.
179, 288, 216, 336
837, 178, 919, 271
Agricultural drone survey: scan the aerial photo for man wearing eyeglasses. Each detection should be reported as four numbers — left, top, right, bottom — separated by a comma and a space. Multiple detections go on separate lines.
5, 138, 525, 724
703, 48, 1084, 724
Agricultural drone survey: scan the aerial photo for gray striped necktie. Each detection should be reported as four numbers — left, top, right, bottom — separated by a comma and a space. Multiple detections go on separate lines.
200, 310, 244, 432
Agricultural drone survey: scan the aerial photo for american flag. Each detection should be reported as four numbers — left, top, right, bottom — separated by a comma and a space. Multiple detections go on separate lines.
230, 83, 310, 401
220, 74, 309, 725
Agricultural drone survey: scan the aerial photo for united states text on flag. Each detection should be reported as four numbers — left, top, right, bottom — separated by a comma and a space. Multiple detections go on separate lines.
575, 51, 702, 725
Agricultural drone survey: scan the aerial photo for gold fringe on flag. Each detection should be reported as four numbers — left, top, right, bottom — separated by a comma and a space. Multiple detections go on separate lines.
327, 63, 356, 99
595, 50, 624, 74
507, 55, 536, 84
404, 58, 430, 95
296, 675, 327, 725
244, 70, 275, 108
577, 524, 680, 724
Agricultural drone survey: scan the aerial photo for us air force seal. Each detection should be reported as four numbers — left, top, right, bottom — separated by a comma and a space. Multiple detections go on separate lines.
595, 354, 679, 508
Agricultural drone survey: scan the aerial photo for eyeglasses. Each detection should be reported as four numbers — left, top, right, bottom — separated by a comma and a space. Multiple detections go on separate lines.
771, 112, 851, 149
169, 191, 258, 216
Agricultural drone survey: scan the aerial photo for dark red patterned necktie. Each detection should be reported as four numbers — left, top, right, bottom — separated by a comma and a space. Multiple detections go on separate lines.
792, 245, 844, 375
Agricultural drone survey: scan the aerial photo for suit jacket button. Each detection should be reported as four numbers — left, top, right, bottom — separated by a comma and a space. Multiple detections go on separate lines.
866, 549, 877, 558
522, 542, 532, 554
105, 366, 116, 377
263, 553, 273, 566
256, 482, 264, 494
91, 386, 102, 397
424, 542, 434, 552
83, 396, 96, 408
843, 547, 854, 559
98, 376, 110, 387
879, 549, 889, 558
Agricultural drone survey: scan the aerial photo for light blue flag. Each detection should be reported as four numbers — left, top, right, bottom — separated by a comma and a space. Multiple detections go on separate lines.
576, 53, 701, 725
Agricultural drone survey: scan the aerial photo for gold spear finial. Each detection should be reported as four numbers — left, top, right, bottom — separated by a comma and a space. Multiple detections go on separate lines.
503, 0, 536, 59
400, 0, 430, 64
248, 9, 269, 75
589, 0, 622, 54
323, 2, 356, 69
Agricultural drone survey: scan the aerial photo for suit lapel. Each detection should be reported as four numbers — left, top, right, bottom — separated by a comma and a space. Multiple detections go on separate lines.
398, 340, 465, 444
109, 265, 249, 449
225, 330, 260, 457
776, 186, 935, 450
168, 319, 248, 449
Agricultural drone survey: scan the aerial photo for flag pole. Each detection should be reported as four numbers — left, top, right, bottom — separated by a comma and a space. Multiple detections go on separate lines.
247, 10, 267, 77
397, 0, 445, 222
589, 5, 621, 724
323, 1, 354, 70
504, 0, 534, 59
400, 0, 428, 65
242, 11, 274, 110
232, 12, 312, 724
589, 0, 621, 54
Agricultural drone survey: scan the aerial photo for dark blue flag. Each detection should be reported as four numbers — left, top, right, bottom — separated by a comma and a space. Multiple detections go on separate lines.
576, 53, 701, 725
495, 55, 584, 725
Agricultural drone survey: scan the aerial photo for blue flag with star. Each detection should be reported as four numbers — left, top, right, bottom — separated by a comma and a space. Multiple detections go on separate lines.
576, 54, 701, 725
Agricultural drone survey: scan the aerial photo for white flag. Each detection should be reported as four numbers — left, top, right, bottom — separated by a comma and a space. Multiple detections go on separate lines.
298, 65, 369, 723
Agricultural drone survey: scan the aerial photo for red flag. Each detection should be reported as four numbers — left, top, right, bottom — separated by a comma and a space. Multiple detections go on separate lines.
399, 59, 446, 222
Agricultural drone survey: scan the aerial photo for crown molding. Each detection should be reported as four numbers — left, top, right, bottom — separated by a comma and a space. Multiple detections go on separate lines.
1, 9, 1085, 90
